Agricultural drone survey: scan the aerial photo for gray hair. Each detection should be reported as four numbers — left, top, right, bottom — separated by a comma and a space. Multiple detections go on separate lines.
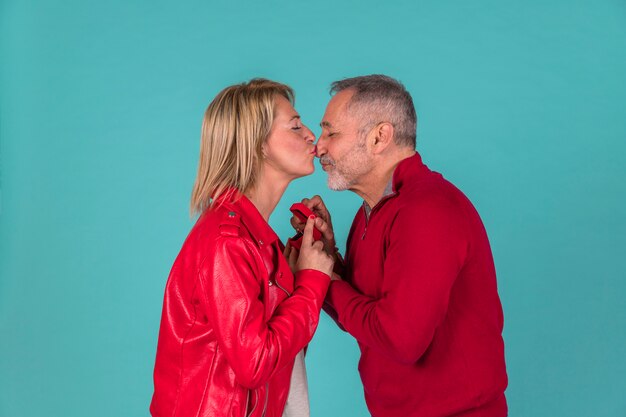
330, 74, 417, 148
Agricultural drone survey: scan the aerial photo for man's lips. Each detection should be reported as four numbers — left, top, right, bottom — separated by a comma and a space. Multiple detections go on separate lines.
320, 161, 333, 171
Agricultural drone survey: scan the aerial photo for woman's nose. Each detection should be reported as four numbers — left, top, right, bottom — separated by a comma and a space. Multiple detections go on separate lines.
303, 126, 315, 143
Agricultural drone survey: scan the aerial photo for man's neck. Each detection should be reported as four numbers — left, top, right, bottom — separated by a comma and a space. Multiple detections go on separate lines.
351, 149, 415, 209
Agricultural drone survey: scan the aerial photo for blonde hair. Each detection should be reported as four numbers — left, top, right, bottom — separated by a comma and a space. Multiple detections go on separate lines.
190, 78, 295, 215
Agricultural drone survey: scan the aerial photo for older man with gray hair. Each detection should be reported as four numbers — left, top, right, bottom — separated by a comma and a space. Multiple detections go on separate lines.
295, 75, 508, 416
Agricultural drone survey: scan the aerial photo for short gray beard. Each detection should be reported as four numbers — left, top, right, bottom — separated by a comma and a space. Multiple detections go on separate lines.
324, 140, 371, 191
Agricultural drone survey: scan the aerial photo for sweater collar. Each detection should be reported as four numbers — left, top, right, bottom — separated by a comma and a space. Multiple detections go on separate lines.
391, 151, 430, 193
362, 151, 431, 216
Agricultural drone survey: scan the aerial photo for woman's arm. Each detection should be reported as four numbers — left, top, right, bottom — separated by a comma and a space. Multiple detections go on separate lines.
199, 226, 331, 389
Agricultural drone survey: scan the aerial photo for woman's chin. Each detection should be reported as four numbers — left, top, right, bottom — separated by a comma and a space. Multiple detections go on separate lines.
303, 162, 315, 176
281, 157, 315, 180
291, 164, 315, 179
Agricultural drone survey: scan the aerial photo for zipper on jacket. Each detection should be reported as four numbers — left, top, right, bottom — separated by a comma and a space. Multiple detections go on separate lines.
361, 206, 370, 240
261, 382, 269, 417
274, 272, 291, 297
246, 389, 258, 417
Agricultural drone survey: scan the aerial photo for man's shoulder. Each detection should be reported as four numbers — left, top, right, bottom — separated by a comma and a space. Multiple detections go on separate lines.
398, 172, 469, 212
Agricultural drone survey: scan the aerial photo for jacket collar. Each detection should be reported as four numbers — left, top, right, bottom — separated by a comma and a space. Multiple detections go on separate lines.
218, 189, 280, 246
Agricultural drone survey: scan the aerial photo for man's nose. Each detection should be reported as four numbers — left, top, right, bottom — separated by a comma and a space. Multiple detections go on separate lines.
315, 135, 327, 157
316, 133, 328, 158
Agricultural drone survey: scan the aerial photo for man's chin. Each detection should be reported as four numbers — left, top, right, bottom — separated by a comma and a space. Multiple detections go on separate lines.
327, 175, 349, 191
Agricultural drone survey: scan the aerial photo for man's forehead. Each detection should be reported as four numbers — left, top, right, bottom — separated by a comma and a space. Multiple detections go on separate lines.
330, 89, 354, 108
320, 90, 354, 127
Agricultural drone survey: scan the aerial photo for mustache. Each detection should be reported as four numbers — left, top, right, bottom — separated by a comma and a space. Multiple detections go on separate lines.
319, 155, 335, 166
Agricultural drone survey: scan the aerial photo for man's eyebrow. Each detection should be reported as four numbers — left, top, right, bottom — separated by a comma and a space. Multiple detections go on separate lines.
320, 121, 332, 128
290, 115, 301, 121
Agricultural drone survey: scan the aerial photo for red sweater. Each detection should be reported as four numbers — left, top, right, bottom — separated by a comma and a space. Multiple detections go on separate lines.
326, 153, 508, 417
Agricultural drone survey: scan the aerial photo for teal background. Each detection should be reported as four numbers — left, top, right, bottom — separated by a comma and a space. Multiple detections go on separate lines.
1, 1, 625, 416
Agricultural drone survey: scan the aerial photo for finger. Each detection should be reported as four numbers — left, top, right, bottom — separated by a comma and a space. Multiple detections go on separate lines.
289, 246, 298, 265
309, 195, 331, 222
302, 196, 329, 222
314, 217, 334, 242
284, 243, 291, 258
312, 240, 325, 251
290, 215, 304, 232
301, 215, 316, 247
309, 195, 323, 207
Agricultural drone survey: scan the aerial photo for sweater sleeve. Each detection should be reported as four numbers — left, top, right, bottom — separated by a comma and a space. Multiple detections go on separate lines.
325, 200, 467, 363
199, 236, 330, 388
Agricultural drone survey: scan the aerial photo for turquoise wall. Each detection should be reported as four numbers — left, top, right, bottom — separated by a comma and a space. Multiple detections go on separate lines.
1, 1, 625, 416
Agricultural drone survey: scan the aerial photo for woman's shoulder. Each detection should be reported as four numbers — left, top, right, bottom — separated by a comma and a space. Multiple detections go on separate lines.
191, 204, 247, 242
173, 206, 254, 267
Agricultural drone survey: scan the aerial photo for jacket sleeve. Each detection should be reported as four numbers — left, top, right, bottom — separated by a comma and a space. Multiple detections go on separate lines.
198, 236, 330, 388
325, 200, 467, 364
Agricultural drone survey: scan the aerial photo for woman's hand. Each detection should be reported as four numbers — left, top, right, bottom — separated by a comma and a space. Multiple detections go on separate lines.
295, 215, 334, 277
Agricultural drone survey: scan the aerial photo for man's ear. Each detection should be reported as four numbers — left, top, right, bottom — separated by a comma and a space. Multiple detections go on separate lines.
371, 122, 395, 155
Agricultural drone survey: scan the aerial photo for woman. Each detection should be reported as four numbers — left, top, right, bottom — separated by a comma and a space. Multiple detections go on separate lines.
150, 79, 334, 417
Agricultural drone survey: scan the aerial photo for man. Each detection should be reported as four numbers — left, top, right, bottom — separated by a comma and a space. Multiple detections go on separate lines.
294, 75, 508, 416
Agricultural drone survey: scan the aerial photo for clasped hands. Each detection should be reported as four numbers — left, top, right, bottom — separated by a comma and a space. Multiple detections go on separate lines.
283, 195, 343, 281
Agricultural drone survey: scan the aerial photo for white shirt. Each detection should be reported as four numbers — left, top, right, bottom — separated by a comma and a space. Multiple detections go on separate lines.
282, 349, 310, 417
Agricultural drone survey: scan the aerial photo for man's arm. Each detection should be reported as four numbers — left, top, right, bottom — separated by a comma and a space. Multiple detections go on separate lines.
325, 200, 467, 363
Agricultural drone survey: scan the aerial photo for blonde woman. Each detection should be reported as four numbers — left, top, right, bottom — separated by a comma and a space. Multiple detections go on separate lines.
150, 79, 333, 417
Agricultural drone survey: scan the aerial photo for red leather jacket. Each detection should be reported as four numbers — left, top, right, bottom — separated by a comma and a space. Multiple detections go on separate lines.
150, 192, 330, 417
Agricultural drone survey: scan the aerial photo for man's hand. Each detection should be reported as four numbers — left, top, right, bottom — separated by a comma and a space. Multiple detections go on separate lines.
283, 243, 298, 274
290, 195, 336, 255
330, 272, 343, 282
